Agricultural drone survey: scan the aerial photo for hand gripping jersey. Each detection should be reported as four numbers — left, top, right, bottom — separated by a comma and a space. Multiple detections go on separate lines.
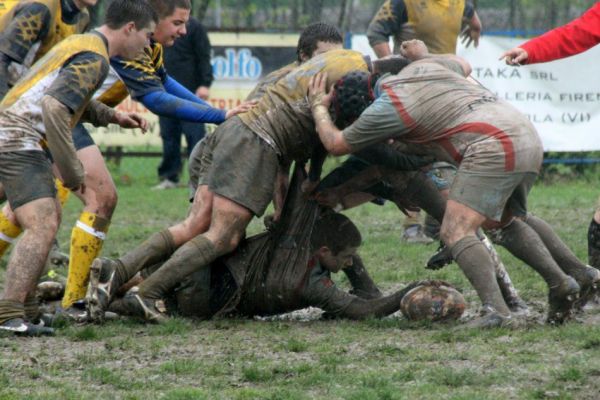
0, 0, 89, 85
0, 32, 108, 152
343, 59, 543, 174
238, 49, 370, 162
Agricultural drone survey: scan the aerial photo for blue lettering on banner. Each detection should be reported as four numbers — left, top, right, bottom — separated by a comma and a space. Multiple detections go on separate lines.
212, 48, 263, 80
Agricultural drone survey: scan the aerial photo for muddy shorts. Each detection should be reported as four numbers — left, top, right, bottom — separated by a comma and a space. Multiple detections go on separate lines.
449, 169, 537, 221
0, 150, 56, 209
197, 117, 280, 216
188, 137, 206, 200
72, 123, 95, 151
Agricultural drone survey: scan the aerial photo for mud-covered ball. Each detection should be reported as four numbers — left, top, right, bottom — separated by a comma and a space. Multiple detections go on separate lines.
400, 281, 466, 321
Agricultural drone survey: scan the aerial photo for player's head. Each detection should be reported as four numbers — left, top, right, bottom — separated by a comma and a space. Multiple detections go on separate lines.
104, 0, 157, 31
330, 70, 376, 129
148, 0, 191, 46
311, 212, 362, 273
297, 22, 343, 62
103, 0, 158, 59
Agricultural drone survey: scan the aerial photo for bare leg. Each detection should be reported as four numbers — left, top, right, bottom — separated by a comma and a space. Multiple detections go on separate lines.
4, 198, 60, 301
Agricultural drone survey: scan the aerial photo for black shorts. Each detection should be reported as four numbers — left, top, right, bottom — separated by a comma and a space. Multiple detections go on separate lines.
72, 123, 95, 151
0, 150, 56, 209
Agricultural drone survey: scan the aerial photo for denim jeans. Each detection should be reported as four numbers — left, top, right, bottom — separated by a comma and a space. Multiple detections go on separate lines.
157, 116, 206, 183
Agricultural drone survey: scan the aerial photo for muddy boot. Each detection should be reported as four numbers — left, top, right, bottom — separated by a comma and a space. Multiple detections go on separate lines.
459, 305, 522, 330
570, 265, 600, 310
53, 303, 90, 324
426, 242, 453, 270
36, 281, 65, 302
87, 230, 175, 322
0, 318, 54, 336
108, 290, 167, 323
86, 258, 125, 322
547, 277, 580, 325
588, 219, 600, 269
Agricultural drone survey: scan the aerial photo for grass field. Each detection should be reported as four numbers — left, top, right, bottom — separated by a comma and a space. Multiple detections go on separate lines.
1, 158, 600, 399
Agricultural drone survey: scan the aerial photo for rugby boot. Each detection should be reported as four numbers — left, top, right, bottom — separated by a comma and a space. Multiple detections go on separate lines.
570, 265, 600, 309
53, 300, 89, 324
86, 258, 124, 322
107, 291, 167, 323
505, 296, 530, 316
402, 224, 434, 244
458, 305, 521, 330
426, 242, 453, 270
588, 219, 600, 269
0, 318, 54, 336
547, 277, 580, 325
36, 281, 65, 302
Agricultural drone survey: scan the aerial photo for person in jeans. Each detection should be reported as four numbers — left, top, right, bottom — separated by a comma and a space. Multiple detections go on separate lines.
155, 16, 214, 189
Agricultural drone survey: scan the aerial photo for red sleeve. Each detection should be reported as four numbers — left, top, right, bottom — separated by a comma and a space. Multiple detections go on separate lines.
520, 3, 600, 64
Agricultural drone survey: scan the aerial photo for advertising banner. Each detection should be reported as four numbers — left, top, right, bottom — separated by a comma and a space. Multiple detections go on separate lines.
352, 34, 600, 151
88, 32, 299, 147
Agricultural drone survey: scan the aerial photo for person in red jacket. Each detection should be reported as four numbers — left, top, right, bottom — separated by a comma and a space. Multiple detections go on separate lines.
501, 3, 600, 65
501, 3, 600, 270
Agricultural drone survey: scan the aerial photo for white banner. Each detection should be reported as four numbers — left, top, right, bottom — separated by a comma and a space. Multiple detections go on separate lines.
352, 35, 600, 151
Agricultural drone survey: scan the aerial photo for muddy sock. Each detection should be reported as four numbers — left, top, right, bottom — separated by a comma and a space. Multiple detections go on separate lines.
0, 299, 24, 324
588, 219, 600, 269
525, 214, 590, 277
55, 178, 71, 207
344, 255, 382, 299
403, 172, 446, 223
116, 229, 176, 286
450, 236, 510, 315
478, 233, 522, 305
23, 293, 40, 322
138, 235, 217, 300
494, 219, 568, 288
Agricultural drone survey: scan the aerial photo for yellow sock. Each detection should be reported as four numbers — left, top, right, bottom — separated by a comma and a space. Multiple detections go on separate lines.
0, 211, 22, 258
62, 212, 110, 308
55, 179, 71, 207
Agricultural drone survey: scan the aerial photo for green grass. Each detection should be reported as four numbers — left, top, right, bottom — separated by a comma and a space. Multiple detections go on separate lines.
1, 157, 600, 398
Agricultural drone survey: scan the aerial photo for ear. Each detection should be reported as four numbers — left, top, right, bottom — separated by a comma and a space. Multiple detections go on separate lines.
299, 51, 309, 63
123, 21, 136, 34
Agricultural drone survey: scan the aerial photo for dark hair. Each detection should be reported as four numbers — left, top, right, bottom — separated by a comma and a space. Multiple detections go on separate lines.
104, 0, 158, 29
311, 212, 362, 254
148, 0, 191, 19
296, 22, 343, 62
330, 70, 376, 129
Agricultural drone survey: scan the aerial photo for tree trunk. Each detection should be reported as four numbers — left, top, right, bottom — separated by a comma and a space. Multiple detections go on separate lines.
193, 0, 212, 22
548, 0, 558, 29
309, 0, 324, 23
509, 0, 517, 31
338, 0, 348, 29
